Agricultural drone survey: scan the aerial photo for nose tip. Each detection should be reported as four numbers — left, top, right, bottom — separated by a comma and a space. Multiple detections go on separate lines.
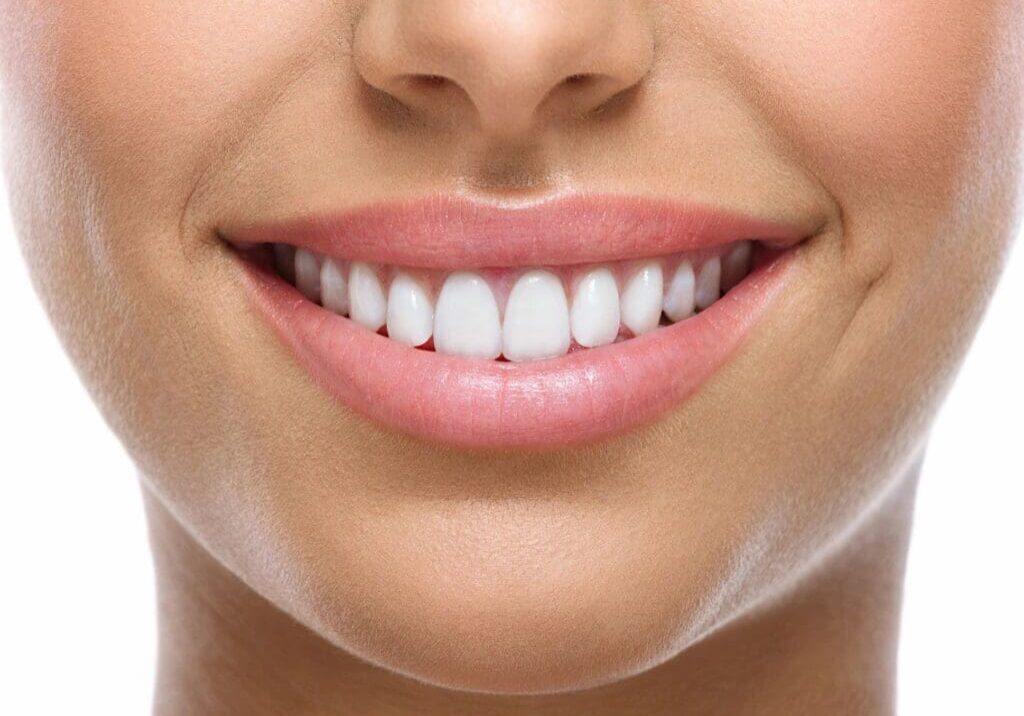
354, 0, 653, 136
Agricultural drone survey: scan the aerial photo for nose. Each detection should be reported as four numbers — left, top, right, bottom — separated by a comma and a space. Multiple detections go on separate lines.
354, 0, 653, 136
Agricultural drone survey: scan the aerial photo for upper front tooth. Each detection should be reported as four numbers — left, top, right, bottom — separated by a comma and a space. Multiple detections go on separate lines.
348, 262, 387, 331
620, 262, 664, 336
294, 248, 322, 303
571, 268, 620, 348
433, 272, 502, 359
387, 272, 434, 347
663, 261, 695, 323
694, 256, 722, 310
721, 241, 753, 292
320, 258, 349, 315
502, 270, 571, 362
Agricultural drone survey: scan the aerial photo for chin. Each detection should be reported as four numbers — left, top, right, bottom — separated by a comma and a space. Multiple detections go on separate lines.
315, 564, 701, 694
269, 495, 751, 695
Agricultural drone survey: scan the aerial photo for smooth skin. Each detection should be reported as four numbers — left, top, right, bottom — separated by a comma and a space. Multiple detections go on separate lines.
2, 2, 1022, 714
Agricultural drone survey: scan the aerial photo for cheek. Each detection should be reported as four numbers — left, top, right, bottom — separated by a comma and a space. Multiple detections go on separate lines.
52, 2, 329, 175
705, 0, 1022, 352
0, 1, 338, 368
708, 1, 1011, 205
0, 4, 344, 492
2, 0, 341, 231
0, 3, 316, 270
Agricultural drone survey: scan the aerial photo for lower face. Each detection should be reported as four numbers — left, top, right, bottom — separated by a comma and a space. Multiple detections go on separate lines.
2, 0, 1021, 694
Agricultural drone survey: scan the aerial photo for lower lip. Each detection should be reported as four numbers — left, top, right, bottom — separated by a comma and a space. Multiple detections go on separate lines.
242, 251, 793, 449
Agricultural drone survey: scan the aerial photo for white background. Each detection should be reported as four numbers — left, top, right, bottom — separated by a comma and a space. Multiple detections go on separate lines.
0, 176, 1021, 714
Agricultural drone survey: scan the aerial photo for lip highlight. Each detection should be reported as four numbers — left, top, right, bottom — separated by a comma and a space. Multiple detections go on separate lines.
229, 195, 806, 448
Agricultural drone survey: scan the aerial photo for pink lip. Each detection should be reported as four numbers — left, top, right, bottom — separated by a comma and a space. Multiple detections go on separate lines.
230, 195, 806, 449
225, 194, 812, 268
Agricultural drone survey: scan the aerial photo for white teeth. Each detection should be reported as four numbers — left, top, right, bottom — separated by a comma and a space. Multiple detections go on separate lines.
663, 261, 696, 323
273, 244, 296, 284
277, 242, 756, 358
320, 258, 349, 315
570, 268, 620, 348
294, 248, 322, 303
694, 257, 722, 311
620, 262, 664, 336
721, 240, 752, 293
348, 262, 387, 331
433, 272, 502, 359
502, 270, 571, 362
387, 273, 434, 347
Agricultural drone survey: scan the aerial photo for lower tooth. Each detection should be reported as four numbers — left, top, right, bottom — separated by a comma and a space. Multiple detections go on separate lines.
502, 270, 571, 362
694, 256, 722, 310
348, 262, 387, 331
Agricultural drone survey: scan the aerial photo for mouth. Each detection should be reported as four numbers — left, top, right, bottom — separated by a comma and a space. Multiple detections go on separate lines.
224, 195, 812, 448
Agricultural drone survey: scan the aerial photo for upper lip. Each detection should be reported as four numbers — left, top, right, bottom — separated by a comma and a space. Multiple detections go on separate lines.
221, 193, 819, 268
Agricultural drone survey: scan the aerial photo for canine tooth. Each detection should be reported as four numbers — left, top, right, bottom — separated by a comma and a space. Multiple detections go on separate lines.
503, 270, 571, 362
294, 248, 322, 303
348, 262, 387, 331
663, 261, 696, 323
387, 273, 433, 346
570, 268, 620, 348
620, 262, 663, 336
433, 272, 502, 359
273, 244, 296, 284
695, 257, 722, 310
721, 241, 753, 292
320, 259, 349, 315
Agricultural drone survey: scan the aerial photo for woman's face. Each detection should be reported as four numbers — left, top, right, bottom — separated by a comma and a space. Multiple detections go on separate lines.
2, 0, 1021, 694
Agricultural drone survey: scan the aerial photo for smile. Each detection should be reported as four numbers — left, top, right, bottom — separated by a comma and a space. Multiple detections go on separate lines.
225, 195, 812, 448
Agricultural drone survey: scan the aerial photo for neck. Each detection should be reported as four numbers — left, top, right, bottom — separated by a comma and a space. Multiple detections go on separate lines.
146, 468, 918, 716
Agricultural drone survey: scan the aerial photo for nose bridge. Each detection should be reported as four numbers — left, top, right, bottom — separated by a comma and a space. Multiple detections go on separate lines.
355, 0, 652, 136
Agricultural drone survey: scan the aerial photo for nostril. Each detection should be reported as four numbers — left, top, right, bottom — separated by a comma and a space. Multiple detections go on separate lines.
408, 74, 450, 90
352, 1, 654, 134
562, 73, 595, 88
